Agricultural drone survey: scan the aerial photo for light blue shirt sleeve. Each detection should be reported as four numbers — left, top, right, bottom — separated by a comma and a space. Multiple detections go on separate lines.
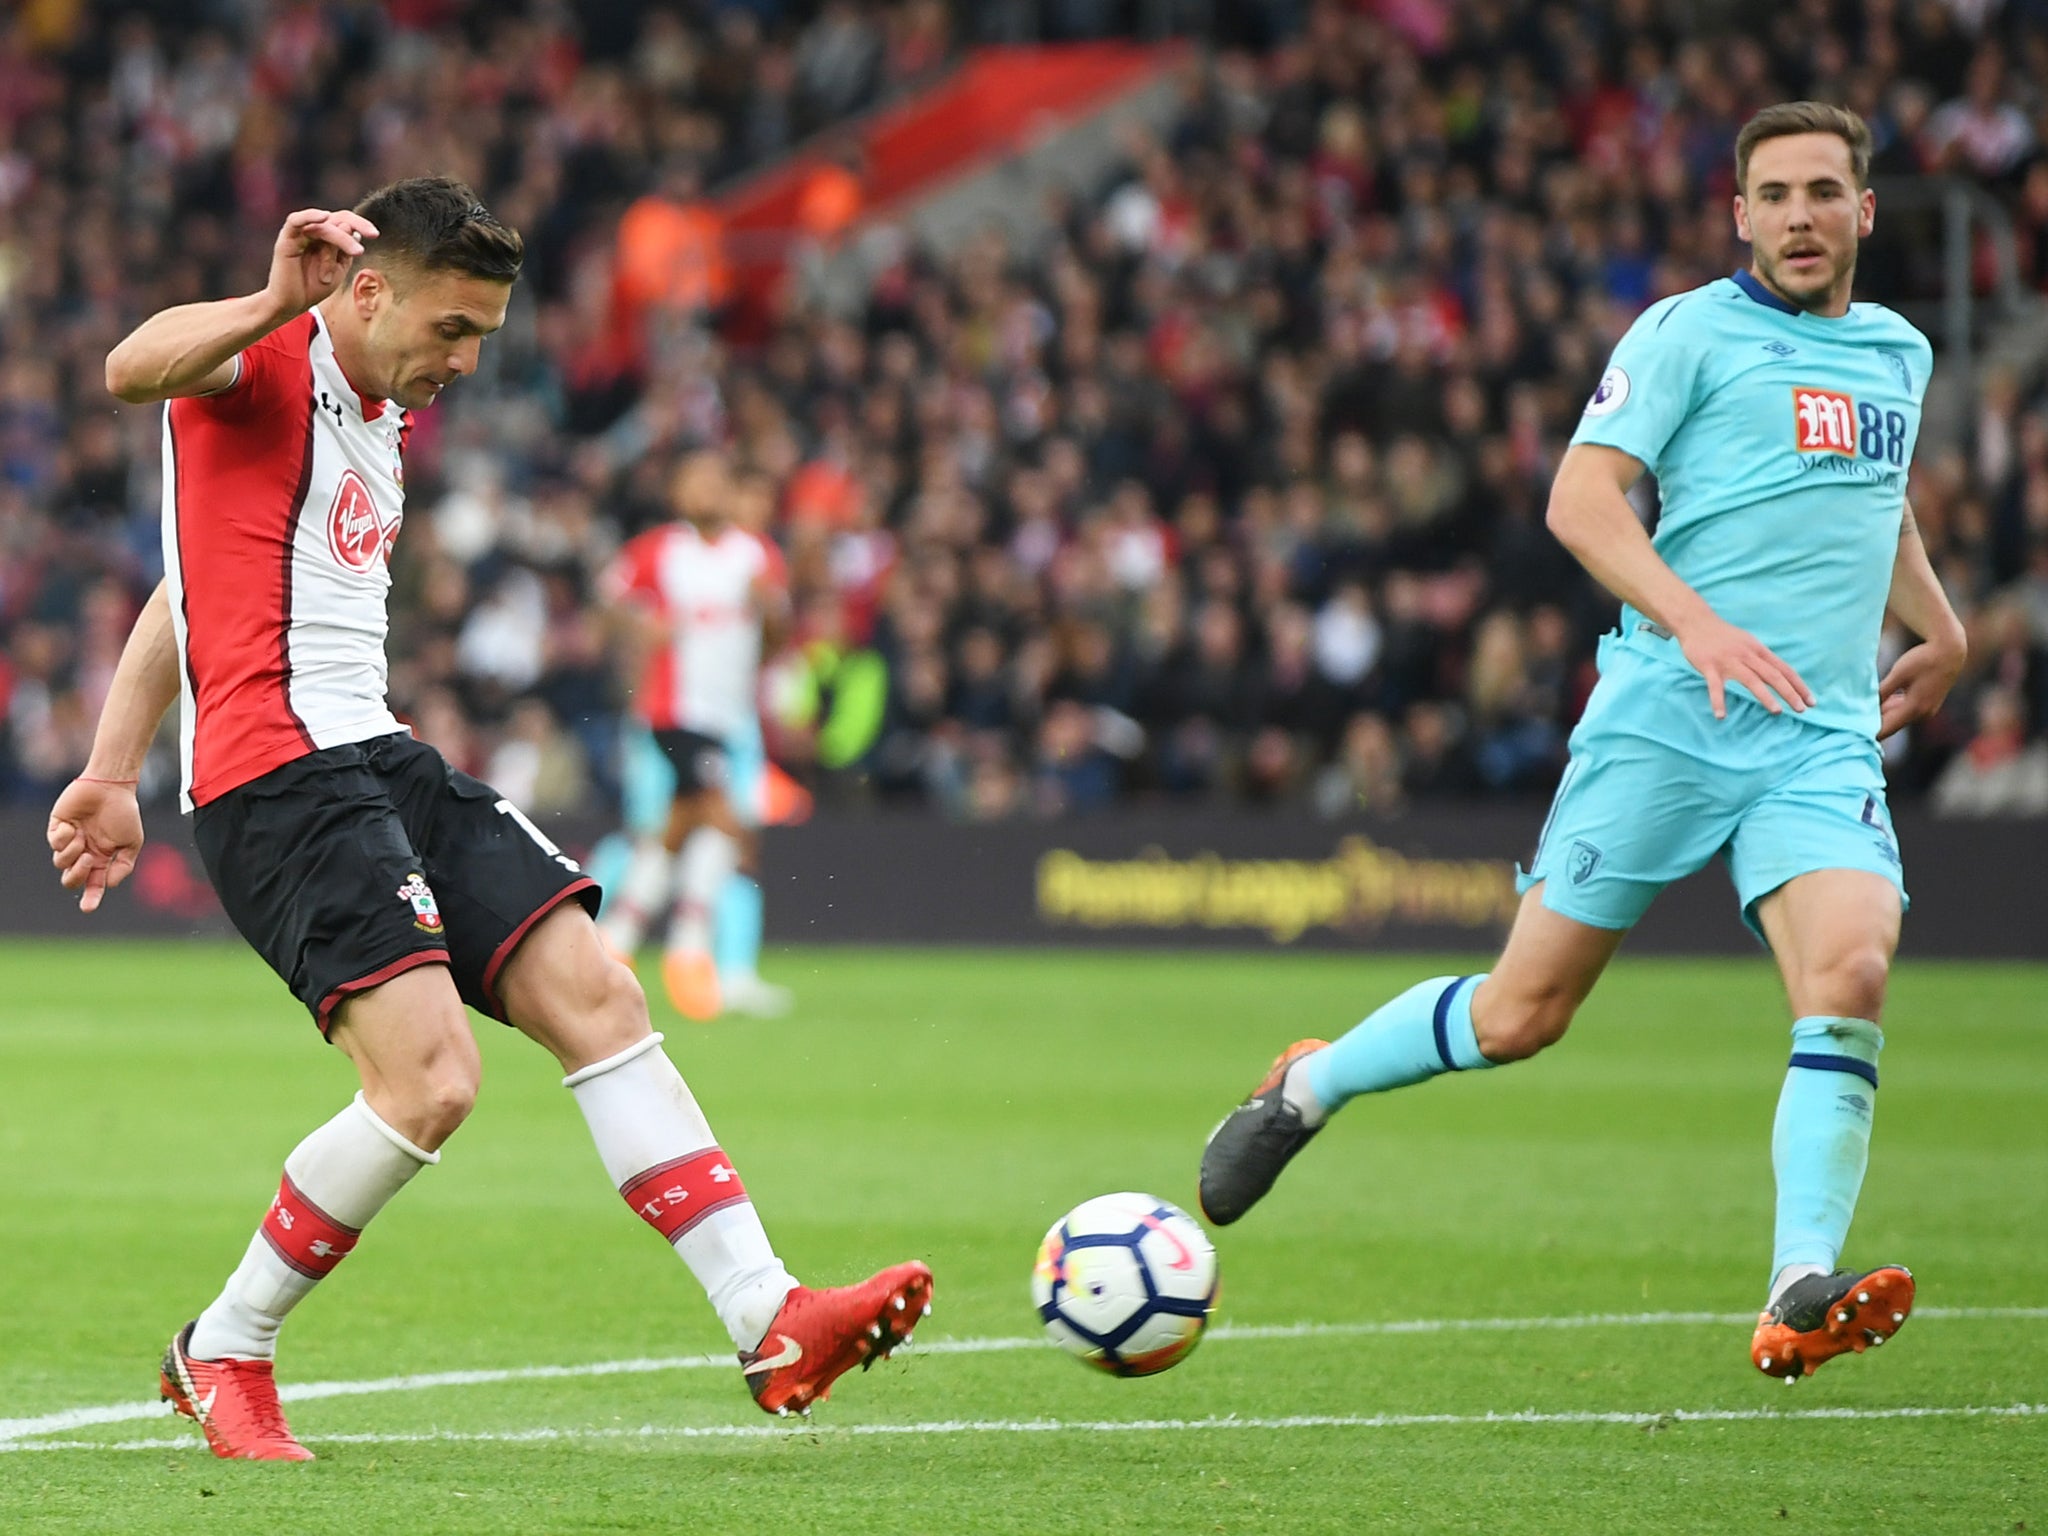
1570, 297, 1707, 472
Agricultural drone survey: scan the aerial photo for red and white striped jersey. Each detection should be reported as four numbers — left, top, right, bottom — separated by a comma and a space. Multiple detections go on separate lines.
605, 523, 785, 739
161, 310, 410, 811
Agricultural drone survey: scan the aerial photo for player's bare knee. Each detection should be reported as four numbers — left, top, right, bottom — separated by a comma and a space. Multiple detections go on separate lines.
1472, 990, 1576, 1062
411, 1024, 482, 1146
414, 1067, 479, 1146
1811, 945, 1891, 1021
537, 950, 653, 1068
371, 1036, 478, 1152
590, 954, 654, 1055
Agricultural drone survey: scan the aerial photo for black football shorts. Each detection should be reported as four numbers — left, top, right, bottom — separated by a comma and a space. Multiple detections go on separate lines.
192, 732, 599, 1034
651, 727, 730, 796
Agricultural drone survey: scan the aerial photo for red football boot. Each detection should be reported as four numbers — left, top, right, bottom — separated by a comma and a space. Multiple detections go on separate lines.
160, 1322, 314, 1461
739, 1261, 935, 1415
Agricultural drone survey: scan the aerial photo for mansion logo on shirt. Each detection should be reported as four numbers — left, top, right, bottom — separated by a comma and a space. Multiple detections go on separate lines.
1792, 387, 1857, 455
1791, 386, 1907, 480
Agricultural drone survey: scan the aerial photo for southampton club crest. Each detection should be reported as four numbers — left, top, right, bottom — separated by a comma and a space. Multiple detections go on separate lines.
397, 872, 443, 933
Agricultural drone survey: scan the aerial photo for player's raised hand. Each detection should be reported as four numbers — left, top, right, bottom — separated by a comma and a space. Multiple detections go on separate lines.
1877, 635, 1967, 740
264, 208, 380, 317
47, 776, 145, 914
1676, 612, 1815, 719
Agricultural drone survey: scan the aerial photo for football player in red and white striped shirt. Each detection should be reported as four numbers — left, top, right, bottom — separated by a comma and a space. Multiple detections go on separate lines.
46, 180, 929, 1461
599, 449, 790, 1021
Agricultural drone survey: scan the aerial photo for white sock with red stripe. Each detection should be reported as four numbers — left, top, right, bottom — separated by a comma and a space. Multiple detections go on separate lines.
565, 1032, 796, 1350
189, 1093, 437, 1361
599, 837, 672, 955
669, 827, 738, 955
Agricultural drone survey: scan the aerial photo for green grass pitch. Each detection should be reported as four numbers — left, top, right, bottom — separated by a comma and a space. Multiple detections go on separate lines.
1, 941, 2042, 1534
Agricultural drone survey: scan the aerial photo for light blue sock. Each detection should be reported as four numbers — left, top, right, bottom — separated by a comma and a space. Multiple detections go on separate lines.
1301, 975, 1495, 1120
715, 873, 765, 982
583, 833, 633, 920
1771, 1016, 1882, 1282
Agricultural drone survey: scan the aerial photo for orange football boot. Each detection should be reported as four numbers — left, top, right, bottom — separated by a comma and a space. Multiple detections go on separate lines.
1198, 1038, 1330, 1225
1752, 1265, 1916, 1383
663, 948, 722, 1021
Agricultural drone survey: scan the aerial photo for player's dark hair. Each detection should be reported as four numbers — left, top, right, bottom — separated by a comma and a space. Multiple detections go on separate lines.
353, 177, 524, 284
1735, 102, 1874, 194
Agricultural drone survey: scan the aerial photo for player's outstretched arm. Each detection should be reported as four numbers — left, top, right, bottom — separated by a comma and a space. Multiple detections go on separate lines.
1547, 443, 1814, 719
1876, 499, 1967, 740
103, 208, 379, 403
48, 582, 180, 912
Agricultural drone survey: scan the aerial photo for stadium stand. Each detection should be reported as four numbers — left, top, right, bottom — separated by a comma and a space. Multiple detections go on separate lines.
3, 0, 2047, 819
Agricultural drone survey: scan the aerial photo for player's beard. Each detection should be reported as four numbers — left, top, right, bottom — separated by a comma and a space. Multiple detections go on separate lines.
1761, 241, 1856, 313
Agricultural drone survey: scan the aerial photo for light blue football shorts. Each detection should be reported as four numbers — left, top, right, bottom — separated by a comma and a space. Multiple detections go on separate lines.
620, 721, 766, 834
1520, 638, 1906, 940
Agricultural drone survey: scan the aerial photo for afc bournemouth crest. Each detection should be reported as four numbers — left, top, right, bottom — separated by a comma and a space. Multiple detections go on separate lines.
397, 872, 443, 933
1568, 840, 1603, 886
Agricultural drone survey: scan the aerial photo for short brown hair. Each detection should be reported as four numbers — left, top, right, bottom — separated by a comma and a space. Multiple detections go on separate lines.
353, 176, 524, 284
1735, 102, 1874, 194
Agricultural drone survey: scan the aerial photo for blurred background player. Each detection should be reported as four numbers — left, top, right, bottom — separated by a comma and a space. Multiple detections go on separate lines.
591, 466, 805, 1017
600, 450, 791, 1020
711, 467, 809, 1016
1199, 104, 1967, 1386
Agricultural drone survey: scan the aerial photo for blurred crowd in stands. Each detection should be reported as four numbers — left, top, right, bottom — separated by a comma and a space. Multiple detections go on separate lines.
5, 0, 2048, 821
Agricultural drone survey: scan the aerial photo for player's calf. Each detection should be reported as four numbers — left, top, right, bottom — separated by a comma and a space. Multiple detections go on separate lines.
187, 1092, 438, 1364
565, 1033, 801, 1348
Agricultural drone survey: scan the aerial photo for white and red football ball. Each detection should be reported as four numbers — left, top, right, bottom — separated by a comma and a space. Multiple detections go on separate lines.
1031, 1192, 1219, 1377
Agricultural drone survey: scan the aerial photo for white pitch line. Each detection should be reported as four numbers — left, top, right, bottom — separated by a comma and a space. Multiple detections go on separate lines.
4, 1306, 2043, 1448
7, 1402, 2048, 1454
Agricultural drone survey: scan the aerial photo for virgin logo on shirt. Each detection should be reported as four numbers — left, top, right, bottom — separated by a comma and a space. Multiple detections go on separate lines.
327, 469, 400, 572
680, 600, 749, 627
1792, 387, 1857, 456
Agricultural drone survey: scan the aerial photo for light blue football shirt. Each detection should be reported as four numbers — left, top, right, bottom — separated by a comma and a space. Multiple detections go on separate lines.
1570, 270, 1932, 740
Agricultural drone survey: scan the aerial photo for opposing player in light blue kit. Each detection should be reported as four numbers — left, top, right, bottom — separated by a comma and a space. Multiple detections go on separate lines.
592, 715, 793, 1018
1200, 103, 1969, 1383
